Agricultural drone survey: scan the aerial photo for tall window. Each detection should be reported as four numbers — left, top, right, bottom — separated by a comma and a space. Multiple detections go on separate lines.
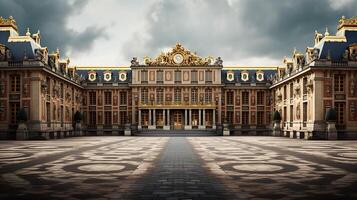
191, 70, 198, 83
141, 88, 148, 104
120, 111, 127, 124
46, 77, 51, 95
120, 91, 127, 105
242, 111, 249, 125
89, 91, 96, 105
334, 74, 345, 92
60, 83, 64, 98
227, 111, 233, 124
257, 91, 264, 105
227, 91, 234, 105
10, 102, 20, 124
335, 102, 345, 125
10, 75, 20, 92
290, 83, 294, 98
303, 77, 307, 95
257, 111, 264, 125
283, 85, 287, 100
157, 88, 164, 104
157, 70, 163, 83
242, 91, 249, 105
174, 88, 181, 103
290, 105, 294, 122
141, 70, 148, 83
104, 91, 112, 105
191, 88, 198, 104
175, 70, 181, 83
205, 88, 212, 103
205, 70, 212, 83
104, 111, 112, 125
89, 111, 96, 125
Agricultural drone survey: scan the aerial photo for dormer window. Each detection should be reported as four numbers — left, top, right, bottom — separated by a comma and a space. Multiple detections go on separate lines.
226, 72, 234, 81
241, 71, 249, 82
256, 71, 264, 82
103, 71, 112, 81
119, 71, 127, 81
88, 71, 96, 81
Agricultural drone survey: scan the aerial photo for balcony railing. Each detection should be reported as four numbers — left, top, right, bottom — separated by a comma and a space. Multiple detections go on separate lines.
139, 101, 216, 108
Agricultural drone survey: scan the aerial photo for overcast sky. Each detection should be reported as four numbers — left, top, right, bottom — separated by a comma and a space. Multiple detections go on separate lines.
1, 0, 357, 66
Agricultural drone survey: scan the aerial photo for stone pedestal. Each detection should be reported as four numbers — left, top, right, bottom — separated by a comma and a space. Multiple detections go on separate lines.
97, 125, 103, 136
223, 122, 230, 136
148, 125, 156, 130
327, 122, 338, 140
163, 126, 170, 130
112, 125, 119, 135
272, 121, 281, 136
124, 123, 131, 136
16, 123, 29, 140
75, 123, 82, 136
198, 125, 205, 130
184, 125, 192, 130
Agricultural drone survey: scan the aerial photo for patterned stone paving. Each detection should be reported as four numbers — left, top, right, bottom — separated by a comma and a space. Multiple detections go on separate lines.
0, 136, 356, 199
189, 137, 357, 199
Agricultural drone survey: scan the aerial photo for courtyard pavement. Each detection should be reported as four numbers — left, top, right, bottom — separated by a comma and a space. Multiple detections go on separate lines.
0, 136, 357, 199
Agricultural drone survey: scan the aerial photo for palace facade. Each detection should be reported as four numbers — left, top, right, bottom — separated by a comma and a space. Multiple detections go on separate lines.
0, 16, 357, 139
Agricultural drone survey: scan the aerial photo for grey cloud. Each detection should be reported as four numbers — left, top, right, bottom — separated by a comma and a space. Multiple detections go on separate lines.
0, 0, 107, 57
122, 0, 357, 64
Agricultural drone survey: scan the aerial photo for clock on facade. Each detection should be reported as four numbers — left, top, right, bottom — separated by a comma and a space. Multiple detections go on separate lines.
173, 54, 184, 64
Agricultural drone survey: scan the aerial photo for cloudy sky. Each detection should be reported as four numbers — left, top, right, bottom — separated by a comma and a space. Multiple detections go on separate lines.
1, 0, 357, 66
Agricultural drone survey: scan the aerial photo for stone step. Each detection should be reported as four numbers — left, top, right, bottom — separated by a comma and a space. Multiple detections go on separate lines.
135, 129, 219, 136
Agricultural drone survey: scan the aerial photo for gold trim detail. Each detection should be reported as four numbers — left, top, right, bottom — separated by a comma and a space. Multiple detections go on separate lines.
338, 16, 357, 30
0, 16, 18, 31
143, 43, 214, 66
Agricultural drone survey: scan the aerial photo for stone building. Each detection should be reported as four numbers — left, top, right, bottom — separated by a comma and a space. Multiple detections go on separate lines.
0, 16, 356, 139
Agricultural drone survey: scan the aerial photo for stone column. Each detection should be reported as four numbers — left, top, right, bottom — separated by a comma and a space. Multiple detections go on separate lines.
189, 109, 192, 125
138, 109, 141, 129
167, 109, 170, 129
149, 109, 152, 126
163, 109, 166, 126
153, 109, 156, 126
203, 109, 206, 126
185, 109, 188, 125
199, 109, 202, 125
213, 109, 216, 128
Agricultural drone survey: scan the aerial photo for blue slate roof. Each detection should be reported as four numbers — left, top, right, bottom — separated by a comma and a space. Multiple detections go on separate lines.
0, 30, 38, 61
76, 69, 131, 84
222, 69, 276, 84
317, 30, 357, 61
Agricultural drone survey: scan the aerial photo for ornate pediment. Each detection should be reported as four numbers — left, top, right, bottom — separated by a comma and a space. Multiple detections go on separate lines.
141, 43, 222, 66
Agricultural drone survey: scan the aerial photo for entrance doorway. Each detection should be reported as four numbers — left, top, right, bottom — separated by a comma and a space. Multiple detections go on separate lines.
173, 110, 183, 130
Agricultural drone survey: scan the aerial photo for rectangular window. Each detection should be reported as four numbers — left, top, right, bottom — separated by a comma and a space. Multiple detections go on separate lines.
191, 70, 198, 83
290, 83, 294, 98
10, 102, 20, 124
242, 91, 249, 105
290, 105, 294, 125
157, 88, 164, 104
227, 111, 233, 124
174, 88, 181, 103
303, 77, 307, 95
334, 74, 345, 92
120, 91, 127, 105
303, 102, 307, 126
89, 91, 96, 105
175, 70, 181, 83
283, 85, 287, 100
157, 70, 163, 83
104, 91, 112, 105
191, 88, 198, 104
46, 77, 51, 95
257, 91, 264, 105
335, 102, 345, 125
120, 111, 127, 124
242, 111, 249, 125
10, 75, 21, 92
141, 70, 148, 83
227, 91, 234, 105
104, 111, 112, 125
89, 111, 96, 125
205, 70, 212, 83
141, 88, 148, 104
205, 88, 212, 103
257, 111, 264, 125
